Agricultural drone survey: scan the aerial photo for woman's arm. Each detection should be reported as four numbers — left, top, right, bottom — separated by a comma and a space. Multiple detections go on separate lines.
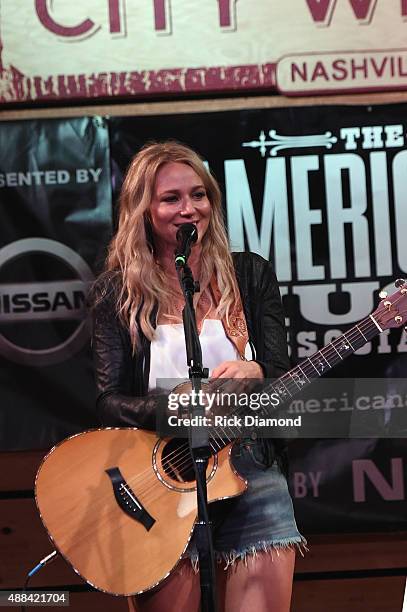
91, 279, 161, 429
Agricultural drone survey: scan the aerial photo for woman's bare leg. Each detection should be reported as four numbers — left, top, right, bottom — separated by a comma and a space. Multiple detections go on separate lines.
131, 548, 295, 612
217, 548, 296, 612
131, 559, 201, 612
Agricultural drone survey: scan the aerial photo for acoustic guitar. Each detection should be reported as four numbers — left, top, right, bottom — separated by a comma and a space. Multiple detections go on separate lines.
35, 281, 407, 595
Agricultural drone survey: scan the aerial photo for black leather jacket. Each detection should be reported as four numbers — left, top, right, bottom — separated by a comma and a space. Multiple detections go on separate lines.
92, 252, 290, 468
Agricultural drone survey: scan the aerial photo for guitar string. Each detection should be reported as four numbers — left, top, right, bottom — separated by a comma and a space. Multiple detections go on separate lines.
110, 316, 383, 509
123, 296, 403, 490
135, 312, 383, 481
135, 302, 402, 505
95, 316, 382, 509
134, 314, 382, 485
63, 305, 401, 529
88, 315, 383, 510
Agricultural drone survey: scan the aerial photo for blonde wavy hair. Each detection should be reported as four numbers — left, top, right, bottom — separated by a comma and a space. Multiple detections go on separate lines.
106, 140, 240, 351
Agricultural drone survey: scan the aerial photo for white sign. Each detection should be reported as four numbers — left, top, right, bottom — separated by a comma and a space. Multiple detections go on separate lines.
1, 1, 407, 102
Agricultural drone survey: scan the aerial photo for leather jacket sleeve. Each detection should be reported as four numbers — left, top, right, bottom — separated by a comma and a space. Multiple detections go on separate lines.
255, 258, 290, 379
233, 252, 290, 379
233, 252, 291, 474
91, 277, 160, 430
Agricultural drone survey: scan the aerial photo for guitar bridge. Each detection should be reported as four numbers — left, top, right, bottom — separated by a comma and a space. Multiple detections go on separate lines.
105, 467, 155, 531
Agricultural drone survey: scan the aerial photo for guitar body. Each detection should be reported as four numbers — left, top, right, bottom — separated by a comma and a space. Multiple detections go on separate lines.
35, 428, 247, 595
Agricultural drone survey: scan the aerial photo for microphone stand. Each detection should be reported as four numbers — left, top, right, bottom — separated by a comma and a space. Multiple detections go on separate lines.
176, 260, 217, 612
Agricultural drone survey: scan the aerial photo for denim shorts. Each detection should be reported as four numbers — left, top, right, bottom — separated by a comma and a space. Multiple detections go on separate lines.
186, 440, 306, 568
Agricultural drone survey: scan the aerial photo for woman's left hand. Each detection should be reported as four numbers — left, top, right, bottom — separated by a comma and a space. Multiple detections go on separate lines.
211, 360, 264, 379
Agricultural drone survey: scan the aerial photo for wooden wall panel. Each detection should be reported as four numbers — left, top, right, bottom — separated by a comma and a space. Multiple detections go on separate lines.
0, 499, 82, 588
296, 532, 407, 573
292, 576, 406, 612
0, 451, 45, 491
1, 91, 407, 123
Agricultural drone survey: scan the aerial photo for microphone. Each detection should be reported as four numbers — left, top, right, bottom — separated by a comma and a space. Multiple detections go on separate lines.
174, 223, 198, 269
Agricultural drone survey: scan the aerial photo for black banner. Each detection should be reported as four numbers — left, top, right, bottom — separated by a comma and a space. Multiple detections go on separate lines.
0, 117, 112, 450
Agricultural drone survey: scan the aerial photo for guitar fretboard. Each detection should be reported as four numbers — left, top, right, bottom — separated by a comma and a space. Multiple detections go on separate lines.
206, 314, 382, 454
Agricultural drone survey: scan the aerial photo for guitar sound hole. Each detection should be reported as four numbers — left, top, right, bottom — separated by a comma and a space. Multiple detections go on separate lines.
161, 439, 196, 483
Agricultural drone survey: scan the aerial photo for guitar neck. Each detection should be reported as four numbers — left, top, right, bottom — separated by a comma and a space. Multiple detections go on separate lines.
267, 313, 381, 400
207, 313, 382, 453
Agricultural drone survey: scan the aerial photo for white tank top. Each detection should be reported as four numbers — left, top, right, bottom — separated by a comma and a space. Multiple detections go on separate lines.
148, 319, 252, 391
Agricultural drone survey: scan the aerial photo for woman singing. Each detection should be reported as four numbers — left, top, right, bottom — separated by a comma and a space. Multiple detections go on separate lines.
92, 141, 305, 611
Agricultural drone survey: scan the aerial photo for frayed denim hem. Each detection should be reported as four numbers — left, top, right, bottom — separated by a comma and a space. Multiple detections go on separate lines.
188, 536, 308, 573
